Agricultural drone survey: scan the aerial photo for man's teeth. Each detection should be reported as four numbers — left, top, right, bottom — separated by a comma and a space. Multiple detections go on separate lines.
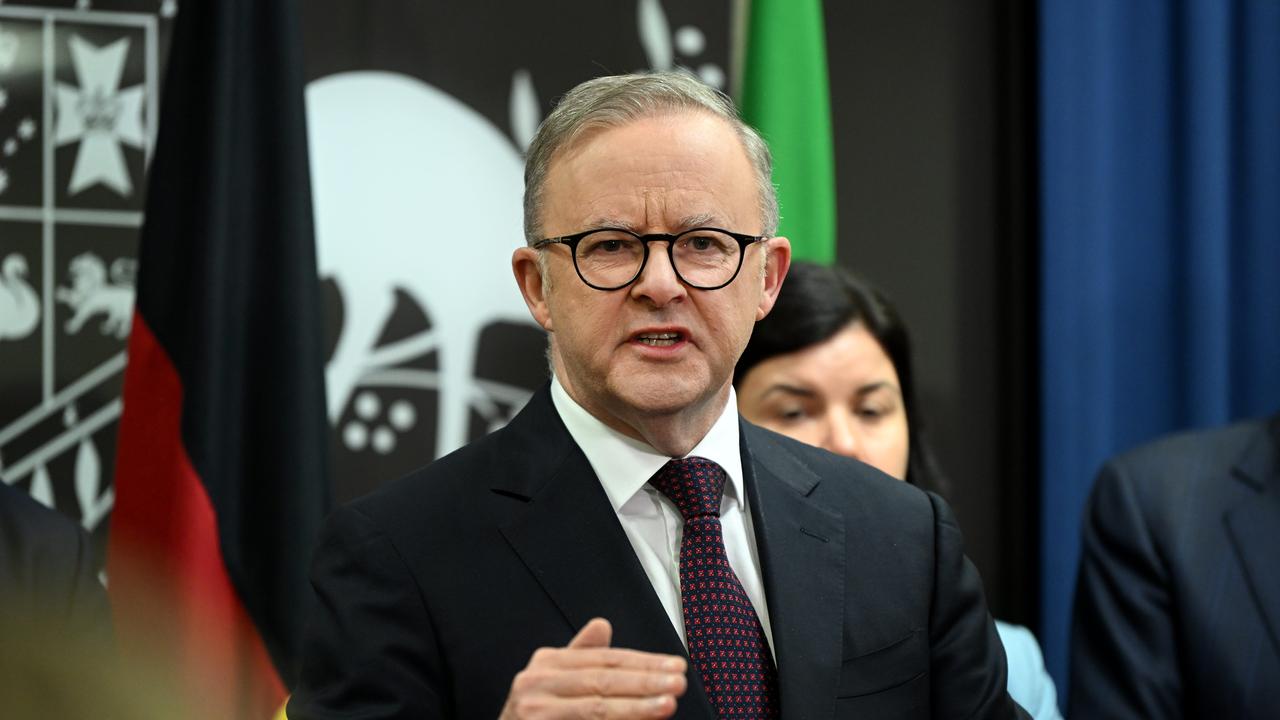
636, 332, 681, 346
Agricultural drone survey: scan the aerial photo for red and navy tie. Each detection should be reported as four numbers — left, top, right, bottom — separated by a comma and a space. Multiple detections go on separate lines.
648, 456, 780, 718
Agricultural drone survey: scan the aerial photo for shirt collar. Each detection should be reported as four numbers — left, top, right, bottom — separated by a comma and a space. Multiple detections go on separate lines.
550, 375, 745, 513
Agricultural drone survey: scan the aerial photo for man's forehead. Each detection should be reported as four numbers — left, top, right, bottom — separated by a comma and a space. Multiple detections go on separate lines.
538, 111, 757, 235
580, 211, 726, 233
552, 111, 741, 168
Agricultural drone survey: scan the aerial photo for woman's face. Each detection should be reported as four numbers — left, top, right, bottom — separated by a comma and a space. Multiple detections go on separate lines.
738, 321, 910, 480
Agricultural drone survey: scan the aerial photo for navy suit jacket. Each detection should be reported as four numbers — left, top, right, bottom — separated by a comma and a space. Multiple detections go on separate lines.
290, 385, 1024, 719
1070, 415, 1280, 718
0, 481, 110, 642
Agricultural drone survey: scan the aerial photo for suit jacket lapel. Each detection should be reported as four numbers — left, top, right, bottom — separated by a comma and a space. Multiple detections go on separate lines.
494, 386, 714, 718
1224, 418, 1280, 659
742, 423, 845, 720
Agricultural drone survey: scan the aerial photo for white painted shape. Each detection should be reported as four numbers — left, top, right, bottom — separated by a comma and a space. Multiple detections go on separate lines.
699, 64, 726, 90
54, 35, 145, 196
307, 71, 538, 457
354, 391, 380, 420
56, 252, 134, 338
637, 0, 674, 71
68, 130, 132, 195
509, 69, 540, 152
30, 464, 54, 508
0, 253, 40, 340
371, 426, 395, 454
0, 24, 18, 72
388, 400, 416, 431
74, 433, 114, 530
343, 421, 367, 451
675, 25, 705, 56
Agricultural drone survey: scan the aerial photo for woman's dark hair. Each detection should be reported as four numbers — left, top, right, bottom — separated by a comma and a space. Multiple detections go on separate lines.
734, 262, 950, 496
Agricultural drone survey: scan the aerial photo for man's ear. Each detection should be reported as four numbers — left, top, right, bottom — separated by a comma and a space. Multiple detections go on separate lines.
755, 236, 791, 321
512, 247, 554, 332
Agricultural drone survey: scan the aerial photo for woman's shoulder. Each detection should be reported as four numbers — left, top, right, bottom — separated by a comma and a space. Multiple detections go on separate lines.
995, 620, 1063, 720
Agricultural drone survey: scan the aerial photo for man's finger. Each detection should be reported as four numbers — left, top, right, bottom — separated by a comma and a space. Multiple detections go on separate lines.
540, 647, 687, 673
534, 667, 688, 698
568, 618, 613, 649
531, 693, 678, 719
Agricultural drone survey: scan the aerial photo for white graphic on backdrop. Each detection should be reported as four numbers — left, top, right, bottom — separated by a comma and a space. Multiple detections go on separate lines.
307, 71, 537, 458
66, 403, 113, 529
0, 24, 17, 72
637, 0, 723, 88
56, 253, 136, 338
305, 0, 727, 461
54, 34, 146, 196
0, 253, 40, 340
0, 6, 158, 541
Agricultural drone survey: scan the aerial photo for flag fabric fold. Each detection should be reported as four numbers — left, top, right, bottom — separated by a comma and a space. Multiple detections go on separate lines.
738, 0, 837, 264
107, 1, 330, 717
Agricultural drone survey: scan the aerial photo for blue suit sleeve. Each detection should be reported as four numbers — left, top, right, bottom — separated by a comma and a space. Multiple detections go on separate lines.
1069, 460, 1181, 719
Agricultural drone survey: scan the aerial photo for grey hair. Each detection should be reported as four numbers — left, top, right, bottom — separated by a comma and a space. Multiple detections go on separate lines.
522, 71, 779, 244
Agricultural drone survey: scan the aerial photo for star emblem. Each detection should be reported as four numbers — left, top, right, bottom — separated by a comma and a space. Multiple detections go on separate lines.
53, 34, 146, 196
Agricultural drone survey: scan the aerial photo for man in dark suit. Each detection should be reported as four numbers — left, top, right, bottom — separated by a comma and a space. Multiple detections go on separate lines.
289, 72, 1024, 719
1070, 414, 1280, 718
0, 481, 111, 640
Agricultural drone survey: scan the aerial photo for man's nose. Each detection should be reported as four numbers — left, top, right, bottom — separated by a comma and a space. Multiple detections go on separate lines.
823, 411, 864, 461
629, 243, 686, 306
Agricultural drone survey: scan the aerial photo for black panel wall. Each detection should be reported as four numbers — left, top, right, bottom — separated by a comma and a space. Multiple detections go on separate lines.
824, 0, 1039, 625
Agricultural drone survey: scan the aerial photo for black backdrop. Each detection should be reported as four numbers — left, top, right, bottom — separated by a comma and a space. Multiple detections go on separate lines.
0, 0, 1036, 628
825, 0, 1038, 625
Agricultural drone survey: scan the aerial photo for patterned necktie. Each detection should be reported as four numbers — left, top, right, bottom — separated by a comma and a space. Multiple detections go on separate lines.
648, 456, 780, 718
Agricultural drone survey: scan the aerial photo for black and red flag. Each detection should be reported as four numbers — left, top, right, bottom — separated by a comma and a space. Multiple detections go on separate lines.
107, 1, 330, 717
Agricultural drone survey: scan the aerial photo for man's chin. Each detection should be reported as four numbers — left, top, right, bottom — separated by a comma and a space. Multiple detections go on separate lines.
609, 374, 720, 416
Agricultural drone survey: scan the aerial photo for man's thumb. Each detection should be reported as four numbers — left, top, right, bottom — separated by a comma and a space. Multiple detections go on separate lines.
567, 618, 612, 649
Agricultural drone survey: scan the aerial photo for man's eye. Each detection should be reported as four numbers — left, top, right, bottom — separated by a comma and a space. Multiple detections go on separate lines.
581, 236, 638, 256
690, 236, 713, 251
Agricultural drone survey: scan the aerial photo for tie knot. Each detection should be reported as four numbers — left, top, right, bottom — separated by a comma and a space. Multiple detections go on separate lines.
648, 456, 727, 520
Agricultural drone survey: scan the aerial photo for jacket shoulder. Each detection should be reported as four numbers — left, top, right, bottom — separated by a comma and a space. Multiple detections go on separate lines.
742, 420, 935, 522
1106, 418, 1267, 478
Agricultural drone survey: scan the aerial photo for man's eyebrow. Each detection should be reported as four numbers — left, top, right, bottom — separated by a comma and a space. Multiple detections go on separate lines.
578, 213, 727, 233
583, 217, 637, 231
678, 212, 722, 229
759, 383, 816, 401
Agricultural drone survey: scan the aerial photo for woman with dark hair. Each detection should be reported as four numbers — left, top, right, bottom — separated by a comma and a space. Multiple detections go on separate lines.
735, 262, 1061, 719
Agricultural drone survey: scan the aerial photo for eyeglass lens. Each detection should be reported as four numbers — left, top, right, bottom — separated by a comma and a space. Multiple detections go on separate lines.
575, 230, 741, 288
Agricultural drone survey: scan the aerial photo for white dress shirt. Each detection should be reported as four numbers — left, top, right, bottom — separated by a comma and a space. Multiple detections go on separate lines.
550, 376, 775, 656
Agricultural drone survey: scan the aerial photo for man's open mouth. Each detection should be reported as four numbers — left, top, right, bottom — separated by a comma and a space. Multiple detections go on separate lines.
635, 332, 683, 347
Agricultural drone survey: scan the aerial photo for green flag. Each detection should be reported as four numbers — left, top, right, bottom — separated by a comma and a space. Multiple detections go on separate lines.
738, 0, 837, 264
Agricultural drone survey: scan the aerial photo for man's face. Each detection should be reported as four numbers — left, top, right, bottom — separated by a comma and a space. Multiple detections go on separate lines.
515, 111, 788, 438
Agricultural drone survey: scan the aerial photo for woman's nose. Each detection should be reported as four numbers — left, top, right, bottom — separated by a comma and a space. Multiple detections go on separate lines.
823, 412, 864, 461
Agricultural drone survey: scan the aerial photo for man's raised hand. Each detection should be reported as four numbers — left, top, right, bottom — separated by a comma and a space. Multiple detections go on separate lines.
499, 618, 688, 719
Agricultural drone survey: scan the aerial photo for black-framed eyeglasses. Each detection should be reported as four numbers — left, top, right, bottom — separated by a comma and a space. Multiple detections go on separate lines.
532, 227, 767, 291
